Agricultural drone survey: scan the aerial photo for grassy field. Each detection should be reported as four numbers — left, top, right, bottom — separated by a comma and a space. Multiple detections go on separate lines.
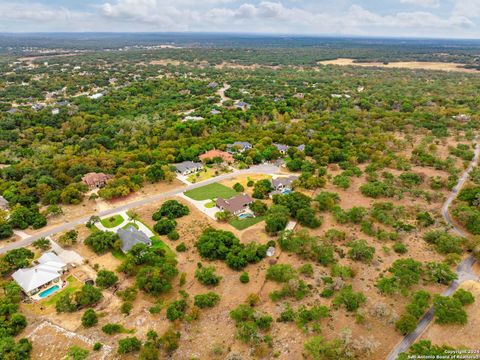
184, 183, 237, 201
229, 216, 265, 230
100, 214, 124, 228
151, 236, 176, 259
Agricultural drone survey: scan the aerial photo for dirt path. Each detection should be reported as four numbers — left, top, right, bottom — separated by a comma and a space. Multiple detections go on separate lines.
387, 136, 480, 360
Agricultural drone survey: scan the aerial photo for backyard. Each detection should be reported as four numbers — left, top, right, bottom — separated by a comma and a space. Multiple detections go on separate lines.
184, 182, 237, 201
229, 216, 265, 230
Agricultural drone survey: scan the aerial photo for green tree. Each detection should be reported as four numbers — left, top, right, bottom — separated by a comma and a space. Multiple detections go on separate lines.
81, 308, 98, 327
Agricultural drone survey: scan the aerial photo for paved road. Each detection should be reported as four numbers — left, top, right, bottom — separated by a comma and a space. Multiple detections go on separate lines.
0, 164, 279, 254
387, 136, 480, 360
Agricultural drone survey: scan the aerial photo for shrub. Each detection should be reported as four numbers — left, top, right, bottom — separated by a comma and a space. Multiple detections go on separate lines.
195, 265, 221, 286
395, 314, 418, 335
167, 230, 180, 241
433, 296, 467, 325
74, 285, 103, 308
393, 242, 408, 254
81, 309, 98, 327
315, 192, 340, 211
93, 343, 102, 351
159, 327, 181, 353
233, 183, 245, 192
266, 264, 296, 283
95, 269, 118, 289
347, 240, 375, 263
425, 262, 457, 285
154, 218, 177, 235
118, 337, 141, 354
176, 243, 187, 252
166, 299, 188, 321
453, 289, 475, 306
67, 346, 89, 360
121, 302, 133, 315
194, 292, 221, 308
84, 231, 119, 254
196, 228, 240, 260
423, 230, 463, 255
102, 323, 125, 335
332, 286, 366, 312
240, 272, 250, 284
153, 200, 189, 220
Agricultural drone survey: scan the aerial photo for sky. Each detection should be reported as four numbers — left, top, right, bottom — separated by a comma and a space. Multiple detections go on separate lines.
0, 0, 480, 38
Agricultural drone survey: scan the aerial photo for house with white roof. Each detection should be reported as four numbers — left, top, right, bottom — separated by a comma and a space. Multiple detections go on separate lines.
12, 252, 67, 297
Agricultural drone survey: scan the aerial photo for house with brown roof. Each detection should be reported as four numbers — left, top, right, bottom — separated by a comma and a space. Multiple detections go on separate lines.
216, 194, 253, 216
81, 172, 113, 189
199, 149, 234, 164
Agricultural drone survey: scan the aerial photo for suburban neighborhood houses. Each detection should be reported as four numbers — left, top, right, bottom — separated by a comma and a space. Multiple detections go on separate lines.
199, 149, 234, 164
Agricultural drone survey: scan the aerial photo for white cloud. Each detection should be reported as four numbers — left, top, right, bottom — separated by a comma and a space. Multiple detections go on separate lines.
0, 0, 478, 38
400, 0, 439, 8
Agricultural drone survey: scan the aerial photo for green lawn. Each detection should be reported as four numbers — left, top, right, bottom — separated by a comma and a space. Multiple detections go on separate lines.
100, 214, 124, 228
184, 183, 237, 201
151, 236, 176, 260
229, 216, 265, 231
204, 201, 216, 208
123, 222, 139, 229
44, 276, 82, 306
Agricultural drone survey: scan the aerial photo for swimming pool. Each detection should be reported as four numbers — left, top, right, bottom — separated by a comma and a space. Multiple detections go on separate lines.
39, 285, 60, 298
281, 189, 292, 194
238, 213, 254, 219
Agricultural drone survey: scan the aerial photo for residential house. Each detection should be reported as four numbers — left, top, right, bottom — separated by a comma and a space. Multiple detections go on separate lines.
117, 226, 152, 253
271, 176, 298, 191
89, 93, 104, 100
216, 193, 253, 216
51, 108, 60, 115
293, 93, 304, 99
0, 196, 8, 210
208, 82, 218, 89
227, 141, 252, 154
6, 108, 18, 115
81, 172, 113, 189
12, 252, 66, 297
199, 149, 234, 164
210, 109, 221, 115
174, 161, 203, 176
235, 101, 250, 110
182, 115, 204, 122
274, 143, 290, 154
31, 103, 44, 111
297, 144, 306, 152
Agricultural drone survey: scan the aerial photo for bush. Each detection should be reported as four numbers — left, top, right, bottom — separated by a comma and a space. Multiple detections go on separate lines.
118, 337, 141, 354
153, 200, 189, 220
166, 299, 188, 321
56, 293, 76, 313
67, 346, 89, 360
425, 262, 457, 285
95, 269, 118, 289
433, 296, 467, 325
423, 230, 463, 255
195, 265, 221, 286
136, 265, 178, 295
297, 208, 322, 228
266, 264, 296, 283
160, 327, 181, 353
102, 323, 125, 335
347, 240, 375, 263
194, 292, 221, 308
154, 218, 177, 235
395, 314, 418, 335
265, 205, 290, 235
93, 343, 102, 351
196, 228, 240, 260
233, 183, 245, 192
393, 242, 408, 254
240, 272, 250, 283
84, 231, 119, 254
315, 192, 340, 211
121, 302, 133, 315
167, 230, 180, 240
332, 286, 366, 312
74, 285, 103, 308
176, 243, 187, 252
453, 289, 475, 306
81, 309, 98, 327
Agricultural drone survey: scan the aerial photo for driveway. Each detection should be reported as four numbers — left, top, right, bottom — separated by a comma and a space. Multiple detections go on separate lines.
387, 136, 480, 360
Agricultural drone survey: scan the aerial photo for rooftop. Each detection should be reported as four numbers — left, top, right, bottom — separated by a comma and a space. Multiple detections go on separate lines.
117, 225, 152, 253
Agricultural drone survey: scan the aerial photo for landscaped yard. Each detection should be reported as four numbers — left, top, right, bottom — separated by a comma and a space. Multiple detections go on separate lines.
122, 222, 139, 229
229, 216, 265, 231
44, 276, 82, 306
204, 201, 216, 208
187, 167, 216, 183
151, 236, 176, 259
184, 183, 237, 201
100, 214, 124, 228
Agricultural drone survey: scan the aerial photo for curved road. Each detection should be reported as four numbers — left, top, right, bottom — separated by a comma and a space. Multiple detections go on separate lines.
0, 163, 279, 254
387, 136, 480, 360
